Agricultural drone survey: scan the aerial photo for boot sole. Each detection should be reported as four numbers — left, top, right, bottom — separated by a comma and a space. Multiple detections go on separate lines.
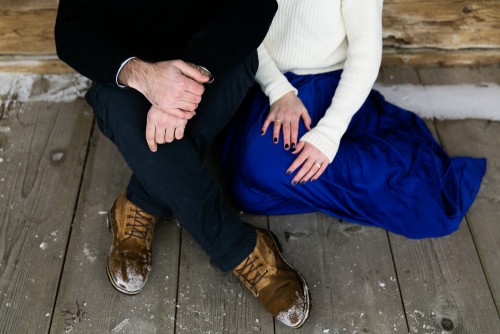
266, 230, 311, 329
105, 208, 144, 296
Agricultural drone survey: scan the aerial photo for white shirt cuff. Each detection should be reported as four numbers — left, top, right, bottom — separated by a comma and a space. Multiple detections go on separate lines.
115, 56, 137, 88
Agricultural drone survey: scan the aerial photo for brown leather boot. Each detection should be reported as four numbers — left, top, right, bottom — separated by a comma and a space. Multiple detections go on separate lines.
106, 192, 158, 295
233, 229, 311, 328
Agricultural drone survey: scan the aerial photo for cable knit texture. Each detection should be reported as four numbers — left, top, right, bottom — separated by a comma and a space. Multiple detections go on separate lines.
256, 0, 383, 162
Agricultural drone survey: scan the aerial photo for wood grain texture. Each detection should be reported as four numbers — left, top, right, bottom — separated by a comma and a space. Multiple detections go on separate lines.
383, 0, 500, 49
0, 57, 73, 74
0, 0, 57, 11
1, 2, 500, 70
381, 48, 500, 67
49, 129, 181, 334
390, 223, 500, 333
435, 119, 500, 314
270, 213, 407, 334
175, 214, 274, 334
0, 98, 93, 333
0, 10, 57, 55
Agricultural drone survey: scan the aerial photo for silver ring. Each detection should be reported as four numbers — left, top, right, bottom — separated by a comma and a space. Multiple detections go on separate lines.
315, 162, 322, 169
275, 119, 282, 123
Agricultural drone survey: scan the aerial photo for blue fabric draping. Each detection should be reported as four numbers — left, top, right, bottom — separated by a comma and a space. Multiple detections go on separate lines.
222, 70, 486, 238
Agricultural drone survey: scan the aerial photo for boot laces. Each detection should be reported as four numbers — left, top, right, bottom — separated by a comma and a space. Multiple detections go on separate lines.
125, 207, 154, 242
234, 255, 269, 297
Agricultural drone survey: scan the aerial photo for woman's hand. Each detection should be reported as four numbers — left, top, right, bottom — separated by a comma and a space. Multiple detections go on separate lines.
287, 141, 329, 184
261, 92, 312, 150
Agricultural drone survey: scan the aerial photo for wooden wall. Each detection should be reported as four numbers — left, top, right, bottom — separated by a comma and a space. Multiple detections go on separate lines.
0, 0, 499, 73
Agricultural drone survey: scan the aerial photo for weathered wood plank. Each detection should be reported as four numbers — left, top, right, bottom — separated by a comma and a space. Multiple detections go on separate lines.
175, 214, 274, 334
435, 119, 500, 314
383, 0, 500, 49
381, 48, 500, 67
50, 129, 181, 334
0, 56, 73, 74
0, 10, 57, 55
417, 66, 500, 85
0, 0, 57, 11
390, 223, 500, 333
270, 213, 407, 334
0, 98, 93, 333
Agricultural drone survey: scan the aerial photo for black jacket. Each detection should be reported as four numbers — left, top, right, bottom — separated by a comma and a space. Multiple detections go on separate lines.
55, 0, 277, 86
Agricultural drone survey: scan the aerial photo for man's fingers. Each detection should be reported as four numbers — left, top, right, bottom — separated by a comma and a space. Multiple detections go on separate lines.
164, 127, 175, 143
156, 107, 195, 120
175, 61, 211, 84
175, 126, 185, 140
145, 122, 157, 152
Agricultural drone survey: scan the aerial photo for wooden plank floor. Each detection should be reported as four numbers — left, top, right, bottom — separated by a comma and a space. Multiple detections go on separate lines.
1, 69, 500, 333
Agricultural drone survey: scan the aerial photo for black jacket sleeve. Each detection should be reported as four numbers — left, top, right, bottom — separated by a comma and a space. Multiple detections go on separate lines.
55, 0, 136, 86
183, 0, 278, 79
55, 0, 277, 86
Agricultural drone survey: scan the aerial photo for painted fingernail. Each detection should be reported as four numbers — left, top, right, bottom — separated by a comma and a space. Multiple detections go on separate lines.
292, 180, 297, 186
273, 137, 278, 143
285, 144, 289, 149
291, 147, 296, 152
261, 130, 264, 135
311, 178, 316, 182
300, 180, 305, 185
291, 143, 296, 150
286, 170, 291, 175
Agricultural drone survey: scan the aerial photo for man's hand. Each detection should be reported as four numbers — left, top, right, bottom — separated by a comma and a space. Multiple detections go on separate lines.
118, 58, 212, 151
261, 92, 312, 150
146, 105, 188, 152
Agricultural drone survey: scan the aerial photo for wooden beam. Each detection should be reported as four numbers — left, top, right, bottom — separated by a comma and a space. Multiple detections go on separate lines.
383, 0, 500, 49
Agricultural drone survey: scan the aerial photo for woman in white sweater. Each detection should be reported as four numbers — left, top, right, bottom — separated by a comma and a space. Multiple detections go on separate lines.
222, 0, 486, 238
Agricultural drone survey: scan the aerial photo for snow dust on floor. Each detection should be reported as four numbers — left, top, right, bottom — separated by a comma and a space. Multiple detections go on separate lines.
0, 73, 499, 120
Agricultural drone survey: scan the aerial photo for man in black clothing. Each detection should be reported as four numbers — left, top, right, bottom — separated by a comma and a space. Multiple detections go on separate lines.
55, 0, 310, 328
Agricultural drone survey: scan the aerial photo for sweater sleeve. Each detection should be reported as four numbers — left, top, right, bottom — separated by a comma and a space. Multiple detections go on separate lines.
300, 0, 383, 163
255, 44, 297, 104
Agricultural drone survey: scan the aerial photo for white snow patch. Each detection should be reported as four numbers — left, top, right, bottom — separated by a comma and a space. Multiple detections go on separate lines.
39, 242, 48, 250
0, 73, 90, 105
374, 83, 500, 120
83, 244, 97, 263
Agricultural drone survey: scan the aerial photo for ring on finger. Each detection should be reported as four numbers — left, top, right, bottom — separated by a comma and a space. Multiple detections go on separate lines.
315, 162, 322, 169
275, 119, 282, 123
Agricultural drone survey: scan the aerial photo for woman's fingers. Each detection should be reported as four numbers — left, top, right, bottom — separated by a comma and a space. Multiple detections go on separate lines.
272, 119, 282, 144
287, 142, 329, 184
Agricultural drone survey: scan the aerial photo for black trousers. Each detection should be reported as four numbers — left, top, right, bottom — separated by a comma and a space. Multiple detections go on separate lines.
85, 53, 258, 271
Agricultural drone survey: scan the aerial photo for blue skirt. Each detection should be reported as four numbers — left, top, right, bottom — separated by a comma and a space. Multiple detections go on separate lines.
221, 71, 486, 238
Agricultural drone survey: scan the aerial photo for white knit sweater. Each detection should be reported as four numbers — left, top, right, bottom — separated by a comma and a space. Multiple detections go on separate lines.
256, 0, 383, 162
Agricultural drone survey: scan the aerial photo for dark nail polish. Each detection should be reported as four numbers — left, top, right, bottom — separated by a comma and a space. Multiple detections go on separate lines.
291, 147, 296, 152
291, 143, 296, 149
292, 180, 297, 186
300, 180, 305, 185
273, 137, 278, 143
286, 170, 291, 175
261, 130, 264, 135
311, 178, 316, 182
285, 144, 289, 149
